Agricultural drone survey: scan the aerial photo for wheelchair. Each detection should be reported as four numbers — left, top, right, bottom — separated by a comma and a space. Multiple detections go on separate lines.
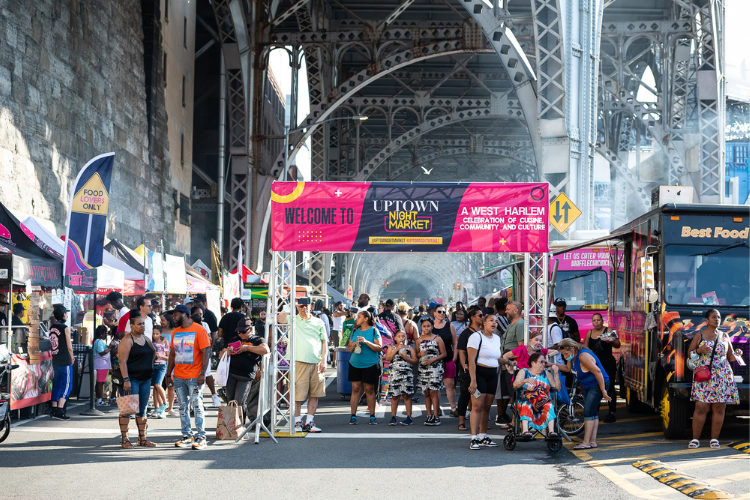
503, 387, 564, 452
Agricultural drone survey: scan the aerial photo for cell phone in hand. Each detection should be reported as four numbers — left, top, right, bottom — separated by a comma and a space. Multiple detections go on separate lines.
473, 389, 481, 398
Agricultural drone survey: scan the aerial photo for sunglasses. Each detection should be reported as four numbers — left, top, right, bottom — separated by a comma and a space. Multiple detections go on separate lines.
436, 310, 445, 314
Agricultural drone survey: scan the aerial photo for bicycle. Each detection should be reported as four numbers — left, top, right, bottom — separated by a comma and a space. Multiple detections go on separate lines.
0, 362, 20, 444
556, 374, 585, 436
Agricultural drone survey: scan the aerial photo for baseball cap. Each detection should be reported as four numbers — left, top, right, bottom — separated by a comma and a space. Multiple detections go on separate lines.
183, 296, 194, 305
235, 317, 253, 333
13, 303, 26, 314
553, 298, 567, 307
427, 301, 440, 310
171, 304, 191, 315
385, 298, 395, 307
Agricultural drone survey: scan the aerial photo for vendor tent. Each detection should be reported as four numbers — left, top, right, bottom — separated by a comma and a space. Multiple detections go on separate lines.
0, 203, 62, 287
21, 216, 132, 293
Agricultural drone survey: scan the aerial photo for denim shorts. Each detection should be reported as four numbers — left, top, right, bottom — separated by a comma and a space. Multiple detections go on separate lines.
152, 363, 167, 386
582, 381, 610, 421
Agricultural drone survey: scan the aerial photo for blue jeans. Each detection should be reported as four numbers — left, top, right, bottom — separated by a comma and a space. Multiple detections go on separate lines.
118, 378, 151, 417
174, 378, 206, 439
152, 363, 167, 386
582, 381, 610, 421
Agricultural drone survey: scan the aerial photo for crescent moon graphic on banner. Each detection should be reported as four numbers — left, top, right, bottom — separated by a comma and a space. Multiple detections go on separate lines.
271, 182, 305, 203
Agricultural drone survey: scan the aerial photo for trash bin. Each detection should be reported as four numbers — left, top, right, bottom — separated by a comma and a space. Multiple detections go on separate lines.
336, 347, 352, 396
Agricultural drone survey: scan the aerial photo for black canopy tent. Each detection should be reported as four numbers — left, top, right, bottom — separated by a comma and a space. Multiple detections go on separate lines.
0, 203, 62, 288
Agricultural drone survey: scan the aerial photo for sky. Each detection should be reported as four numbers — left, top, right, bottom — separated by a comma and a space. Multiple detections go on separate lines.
725, 0, 749, 101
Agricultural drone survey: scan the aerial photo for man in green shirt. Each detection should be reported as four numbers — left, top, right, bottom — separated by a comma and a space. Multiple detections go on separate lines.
292, 297, 327, 433
341, 308, 357, 346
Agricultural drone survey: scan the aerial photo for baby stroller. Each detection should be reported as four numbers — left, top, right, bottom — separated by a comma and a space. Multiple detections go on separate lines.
503, 376, 565, 452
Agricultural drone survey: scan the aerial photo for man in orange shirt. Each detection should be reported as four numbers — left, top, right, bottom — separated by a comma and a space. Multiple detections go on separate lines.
165, 304, 211, 450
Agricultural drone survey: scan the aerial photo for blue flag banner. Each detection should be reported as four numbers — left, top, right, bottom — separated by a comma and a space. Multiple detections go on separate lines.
148, 250, 164, 292
64, 152, 115, 276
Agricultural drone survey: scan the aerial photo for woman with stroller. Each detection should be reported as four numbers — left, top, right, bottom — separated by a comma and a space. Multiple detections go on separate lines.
512, 352, 560, 439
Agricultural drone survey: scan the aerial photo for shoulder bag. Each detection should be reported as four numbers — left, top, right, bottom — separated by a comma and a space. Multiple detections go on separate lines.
693, 333, 718, 383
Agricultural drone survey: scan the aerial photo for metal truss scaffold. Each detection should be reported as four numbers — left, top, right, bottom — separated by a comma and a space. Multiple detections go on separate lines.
524, 253, 549, 346
270, 250, 297, 436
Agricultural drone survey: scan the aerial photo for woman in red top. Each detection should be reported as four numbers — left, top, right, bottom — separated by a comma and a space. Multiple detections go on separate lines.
503, 331, 560, 370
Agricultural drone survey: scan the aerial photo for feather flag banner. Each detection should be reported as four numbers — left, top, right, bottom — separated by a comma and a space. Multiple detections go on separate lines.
63, 153, 115, 276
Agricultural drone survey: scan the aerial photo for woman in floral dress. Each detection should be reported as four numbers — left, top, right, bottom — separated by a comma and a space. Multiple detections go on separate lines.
512, 352, 560, 438
417, 318, 446, 426
688, 309, 742, 449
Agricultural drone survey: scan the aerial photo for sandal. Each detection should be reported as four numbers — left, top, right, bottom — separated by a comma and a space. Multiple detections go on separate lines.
119, 417, 133, 449
458, 423, 468, 431
138, 439, 157, 447
688, 439, 700, 449
521, 432, 533, 438
710, 439, 720, 449
135, 417, 156, 448
121, 438, 134, 449
573, 444, 592, 450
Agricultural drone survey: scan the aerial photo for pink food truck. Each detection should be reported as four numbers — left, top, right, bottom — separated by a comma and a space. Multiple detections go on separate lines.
549, 245, 612, 340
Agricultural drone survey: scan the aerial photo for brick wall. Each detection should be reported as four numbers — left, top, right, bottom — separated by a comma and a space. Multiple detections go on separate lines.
0, 0, 175, 251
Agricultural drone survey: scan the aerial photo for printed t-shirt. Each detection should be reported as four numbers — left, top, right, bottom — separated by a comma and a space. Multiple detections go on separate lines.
511, 345, 549, 370
348, 327, 382, 369
290, 314, 326, 364
467, 332, 502, 368
170, 322, 211, 379
94, 339, 111, 370
229, 335, 267, 379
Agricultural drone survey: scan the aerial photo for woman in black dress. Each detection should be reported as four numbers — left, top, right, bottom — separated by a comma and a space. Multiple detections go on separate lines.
583, 313, 620, 422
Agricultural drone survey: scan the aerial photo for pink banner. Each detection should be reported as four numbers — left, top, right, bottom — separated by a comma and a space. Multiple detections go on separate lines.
271, 181, 549, 253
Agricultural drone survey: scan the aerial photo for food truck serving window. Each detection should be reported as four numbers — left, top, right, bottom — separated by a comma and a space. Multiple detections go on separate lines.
555, 269, 608, 311
665, 244, 750, 307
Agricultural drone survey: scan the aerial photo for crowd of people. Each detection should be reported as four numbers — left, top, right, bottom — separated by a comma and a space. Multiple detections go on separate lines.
47, 288, 741, 452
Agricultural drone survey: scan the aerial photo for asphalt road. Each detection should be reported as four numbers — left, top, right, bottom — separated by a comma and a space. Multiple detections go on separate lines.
2, 372, 748, 500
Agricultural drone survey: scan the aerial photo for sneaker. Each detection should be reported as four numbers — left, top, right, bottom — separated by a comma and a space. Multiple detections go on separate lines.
192, 437, 207, 450
157, 403, 168, 414
496, 414, 511, 425
157, 411, 167, 419
389, 416, 398, 426
100, 399, 110, 407
424, 415, 435, 426
369, 416, 377, 425
449, 408, 459, 418
169, 409, 180, 417
175, 436, 194, 448
480, 437, 498, 447
349, 415, 358, 425
470, 439, 481, 450
401, 416, 413, 426
295, 422, 304, 432
433, 417, 441, 426
302, 421, 321, 433
217, 387, 228, 404
95, 398, 104, 406
50, 409, 71, 421
211, 394, 222, 408
603, 412, 617, 423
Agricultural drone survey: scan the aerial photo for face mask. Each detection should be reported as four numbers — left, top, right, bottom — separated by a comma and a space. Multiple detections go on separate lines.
532, 344, 541, 351
566, 354, 574, 361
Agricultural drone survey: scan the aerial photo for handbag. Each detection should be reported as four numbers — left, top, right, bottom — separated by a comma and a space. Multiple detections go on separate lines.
116, 394, 139, 416
693, 333, 718, 383
216, 401, 243, 440
215, 351, 230, 386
